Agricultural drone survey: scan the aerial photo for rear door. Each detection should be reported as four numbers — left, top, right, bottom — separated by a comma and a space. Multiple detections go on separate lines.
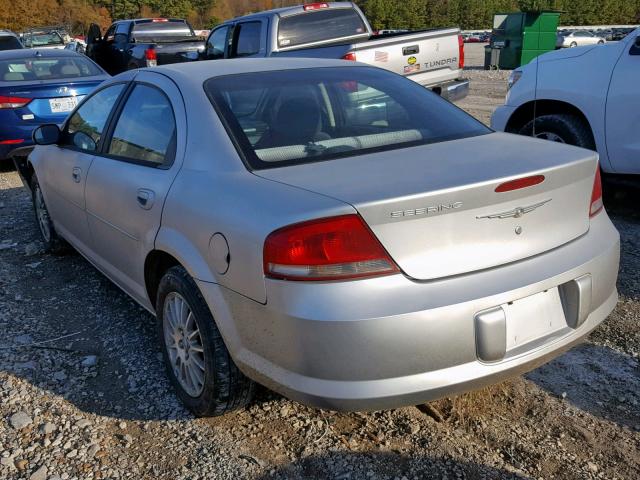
605, 33, 640, 173
41, 83, 127, 252
84, 72, 186, 306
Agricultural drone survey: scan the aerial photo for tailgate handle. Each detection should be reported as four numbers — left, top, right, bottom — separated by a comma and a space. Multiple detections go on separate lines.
403, 45, 419, 55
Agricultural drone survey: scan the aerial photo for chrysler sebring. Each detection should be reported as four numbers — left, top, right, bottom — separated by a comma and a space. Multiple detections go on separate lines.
22, 58, 619, 416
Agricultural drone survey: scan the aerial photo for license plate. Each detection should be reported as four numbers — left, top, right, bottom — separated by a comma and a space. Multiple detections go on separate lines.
503, 288, 567, 351
49, 96, 79, 113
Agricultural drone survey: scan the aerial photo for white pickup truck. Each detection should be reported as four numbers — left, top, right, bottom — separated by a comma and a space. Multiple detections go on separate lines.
492, 28, 640, 175
202, 2, 468, 101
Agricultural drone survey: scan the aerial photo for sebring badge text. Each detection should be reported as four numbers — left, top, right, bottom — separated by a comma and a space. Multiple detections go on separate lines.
391, 202, 463, 218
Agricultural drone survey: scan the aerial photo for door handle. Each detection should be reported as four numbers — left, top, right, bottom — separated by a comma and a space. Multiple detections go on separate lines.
136, 189, 155, 210
72, 167, 81, 183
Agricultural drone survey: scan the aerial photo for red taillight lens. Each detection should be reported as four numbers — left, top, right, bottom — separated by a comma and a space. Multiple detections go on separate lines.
342, 52, 357, 61
0, 139, 25, 145
590, 166, 603, 217
458, 34, 465, 69
303, 3, 329, 10
145, 48, 157, 61
0, 95, 32, 109
264, 214, 399, 281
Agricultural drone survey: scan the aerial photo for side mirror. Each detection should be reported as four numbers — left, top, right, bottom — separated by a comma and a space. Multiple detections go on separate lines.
33, 124, 61, 145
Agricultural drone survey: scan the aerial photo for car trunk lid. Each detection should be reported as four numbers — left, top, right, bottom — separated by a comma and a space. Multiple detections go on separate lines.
255, 133, 597, 281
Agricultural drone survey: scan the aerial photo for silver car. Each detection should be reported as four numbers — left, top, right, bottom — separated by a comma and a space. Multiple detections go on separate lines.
558, 30, 606, 48
23, 58, 619, 416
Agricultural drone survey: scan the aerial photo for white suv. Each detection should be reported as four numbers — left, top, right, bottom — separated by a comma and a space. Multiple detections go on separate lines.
492, 29, 639, 175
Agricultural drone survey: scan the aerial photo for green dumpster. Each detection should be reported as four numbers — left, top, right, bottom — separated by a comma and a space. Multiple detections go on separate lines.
490, 11, 561, 69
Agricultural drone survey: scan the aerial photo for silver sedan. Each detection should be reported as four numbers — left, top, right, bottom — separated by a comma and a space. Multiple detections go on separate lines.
23, 58, 619, 416
558, 30, 606, 48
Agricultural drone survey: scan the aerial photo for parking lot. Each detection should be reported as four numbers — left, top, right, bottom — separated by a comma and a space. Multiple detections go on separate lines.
1, 43, 639, 480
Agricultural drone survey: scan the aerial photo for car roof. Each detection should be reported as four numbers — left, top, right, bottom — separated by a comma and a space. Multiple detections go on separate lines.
155, 57, 357, 83
0, 30, 19, 37
0, 49, 84, 61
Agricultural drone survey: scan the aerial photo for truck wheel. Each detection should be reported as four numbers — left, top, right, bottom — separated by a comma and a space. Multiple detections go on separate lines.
31, 175, 69, 254
519, 114, 595, 150
156, 265, 255, 417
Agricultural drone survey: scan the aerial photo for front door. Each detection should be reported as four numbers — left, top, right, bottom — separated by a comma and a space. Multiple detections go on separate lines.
605, 34, 640, 174
41, 83, 127, 252
84, 72, 186, 307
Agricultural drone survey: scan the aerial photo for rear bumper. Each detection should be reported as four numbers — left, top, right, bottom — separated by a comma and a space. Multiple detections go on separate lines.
197, 211, 619, 411
435, 78, 469, 102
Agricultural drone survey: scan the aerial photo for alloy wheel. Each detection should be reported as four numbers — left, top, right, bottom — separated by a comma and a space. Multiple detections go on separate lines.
163, 292, 206, 397
534, 131, 566, 143
34, 185, 52, 243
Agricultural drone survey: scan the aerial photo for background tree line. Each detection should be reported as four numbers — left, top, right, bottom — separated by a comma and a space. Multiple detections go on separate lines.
2, 0, 639, 34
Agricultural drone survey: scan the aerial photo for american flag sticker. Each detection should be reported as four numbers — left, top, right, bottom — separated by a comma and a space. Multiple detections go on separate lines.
374, 51, 389, 62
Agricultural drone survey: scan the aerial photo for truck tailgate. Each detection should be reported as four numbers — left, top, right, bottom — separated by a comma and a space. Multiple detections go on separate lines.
154, 40, 205, 64
353, 28, 462, 87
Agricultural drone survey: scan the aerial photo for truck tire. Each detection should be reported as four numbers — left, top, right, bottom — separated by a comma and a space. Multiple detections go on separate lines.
31, 175, 69, 254
519, 114, 595, 150
156, 265, 255, 416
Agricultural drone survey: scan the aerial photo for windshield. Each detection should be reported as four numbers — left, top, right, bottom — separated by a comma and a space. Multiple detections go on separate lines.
204, 67, 490, 170
26, 32, 64, 47
0, 57, 102, 81
277, 8, 367, 48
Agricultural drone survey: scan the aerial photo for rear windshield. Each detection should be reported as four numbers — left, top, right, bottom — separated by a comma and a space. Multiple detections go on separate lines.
0, 36, 23, 51
277, 8, 367, 48
133, 21, 194, 40
204, 67, 490, 170
0, 57, 102, 82
25, 32, 64, 47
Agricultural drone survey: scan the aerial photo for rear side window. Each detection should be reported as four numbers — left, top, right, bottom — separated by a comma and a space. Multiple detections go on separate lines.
204, 67, 490, 170
234, 22, 262, 57
66, 84, 125, 152
0, 36, 23, 51
107, 84, 176, 166
0, 57, 103, 82
278, 8, 367, 48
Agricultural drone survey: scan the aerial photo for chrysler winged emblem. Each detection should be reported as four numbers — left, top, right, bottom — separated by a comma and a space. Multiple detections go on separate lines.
476, 199, 551, 220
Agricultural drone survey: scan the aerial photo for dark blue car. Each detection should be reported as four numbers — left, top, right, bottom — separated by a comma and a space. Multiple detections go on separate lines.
0, 49, 108, 160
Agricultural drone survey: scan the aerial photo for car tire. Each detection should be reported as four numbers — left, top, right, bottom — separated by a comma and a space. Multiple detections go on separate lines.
156, 265, 255, 416
597, 40, 604, 45
519, 114, 595, 150
31, 175, 69, 254
570, 42, 578, 47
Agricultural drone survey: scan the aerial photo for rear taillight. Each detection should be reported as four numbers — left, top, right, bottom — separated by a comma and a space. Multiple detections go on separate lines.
264, 214, 399, 281
342, 52, 357, 61
590, 166, 603, 217
0, 95, 32, 109
458, 35, 465, 69
145, 48, 158, 67
0, 139, 25, 145
303, 3, 329, 10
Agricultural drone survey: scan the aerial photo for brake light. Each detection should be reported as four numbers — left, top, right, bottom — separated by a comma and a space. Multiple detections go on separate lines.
303, 3, 329, 10
0, 139, 24, 145
342, 52, 357, 61
590, 166, 603, 217
458, 34, 465, 69
495, 175, 545, 192
145, 48, 157, 67
0, 95, 32, 109
264, 214, 399, 281
151, 18, 169, 22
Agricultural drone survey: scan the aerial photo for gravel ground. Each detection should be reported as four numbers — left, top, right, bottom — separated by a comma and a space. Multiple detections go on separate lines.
1, 44, 639, 480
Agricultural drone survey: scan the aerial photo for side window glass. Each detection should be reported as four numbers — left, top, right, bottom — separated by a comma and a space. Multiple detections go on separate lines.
107, 84, 176, 166
235, 22, 262, 57
207, 26, 229, 59
114, 23, 129, 43
105, 25, 116, 42
65, 84, 125, 152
